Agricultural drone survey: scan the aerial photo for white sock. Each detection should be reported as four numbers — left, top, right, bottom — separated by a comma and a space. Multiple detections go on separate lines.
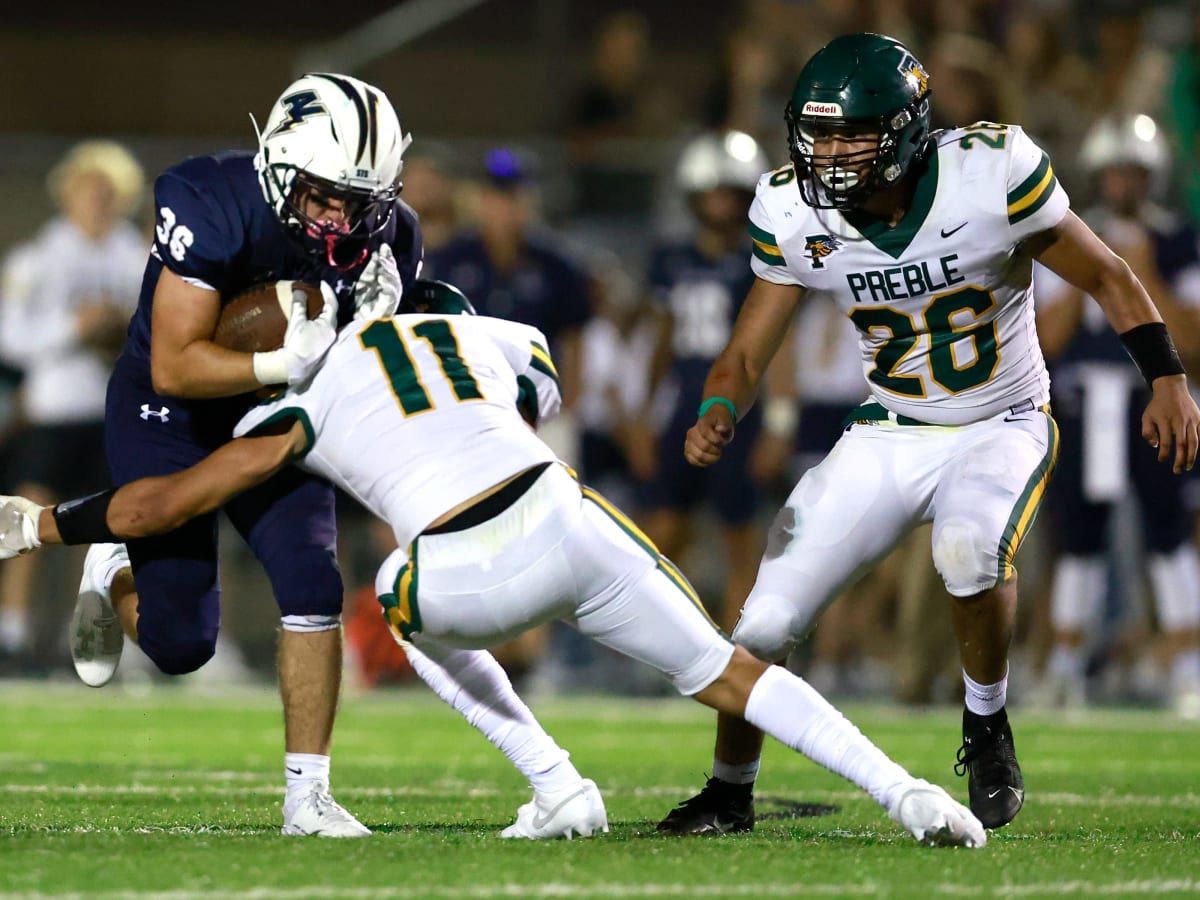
404, 641, 581, 794
963, 668, 1008, 716
712, 758, 760, 786
742, 665, 911, 810
285, 752, 330, 795
0, 609, 29, 652
1050, 556, 1105, 633
1150, 546, 1200, 631
1047, 645, 1084, 680
1170, 649, 1200, 691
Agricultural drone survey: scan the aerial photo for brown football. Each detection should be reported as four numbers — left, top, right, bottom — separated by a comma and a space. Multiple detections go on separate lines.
213, 281, 325, 353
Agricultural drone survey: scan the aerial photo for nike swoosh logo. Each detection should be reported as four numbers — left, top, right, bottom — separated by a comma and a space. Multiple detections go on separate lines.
531, 785, 588, 829
987, 787, 1024, 800
941, 222, 968, 238
287, 766, 302, 775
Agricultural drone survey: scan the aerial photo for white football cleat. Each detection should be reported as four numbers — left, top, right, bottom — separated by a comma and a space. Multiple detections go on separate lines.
889, 779, 986, 849
71, 543, 129, 688
282, 782, 371, 837
500, 778, 609, 840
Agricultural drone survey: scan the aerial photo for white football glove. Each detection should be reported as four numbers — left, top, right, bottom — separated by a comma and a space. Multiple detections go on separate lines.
353, 244, 403, 323
252, 282, 339, 386
0, 495, 44, 560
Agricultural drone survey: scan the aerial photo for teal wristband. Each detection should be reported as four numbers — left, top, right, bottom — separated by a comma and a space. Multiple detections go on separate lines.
697, 396, 738, 420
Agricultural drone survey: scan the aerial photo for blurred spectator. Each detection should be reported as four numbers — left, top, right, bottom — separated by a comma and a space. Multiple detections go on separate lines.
400, 142, 460, 254
564, 10, 680, 218
1034, 113, 1200, 718
422, 147, 591, 414
576, 252, 660, 501
1003, 8, 1096, 186
926, 33, 1020, 131
637, 130, 774, 631
1089, 5, 1170, 119
0, 140, 145, 669
701, 26, 785, 150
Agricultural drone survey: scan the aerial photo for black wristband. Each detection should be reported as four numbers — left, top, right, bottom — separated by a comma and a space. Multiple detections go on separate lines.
1119, 322, 1186, 388
53, 489, 120, 546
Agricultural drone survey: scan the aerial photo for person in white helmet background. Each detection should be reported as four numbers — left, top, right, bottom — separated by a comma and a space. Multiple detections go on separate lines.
638, 130, 788, 632
67, 75, 600, 839
1034, 112, 1200, 719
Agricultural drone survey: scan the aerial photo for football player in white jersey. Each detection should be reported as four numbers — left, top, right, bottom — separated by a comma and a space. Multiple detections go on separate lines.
654, 33, 1200, 836
0, 282, 987, 849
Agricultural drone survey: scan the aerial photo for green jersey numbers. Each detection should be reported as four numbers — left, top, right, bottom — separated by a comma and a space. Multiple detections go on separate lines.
958, 121, 1009, 151
849, 286, 1000, 399
360, 318, 484, 416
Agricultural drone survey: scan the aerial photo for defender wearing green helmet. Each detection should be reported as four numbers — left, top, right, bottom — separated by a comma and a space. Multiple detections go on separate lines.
658, 32, 1199, 837
399, 278, 478, 317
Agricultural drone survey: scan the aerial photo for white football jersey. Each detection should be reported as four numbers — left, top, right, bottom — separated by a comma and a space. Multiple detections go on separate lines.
750, 123, 1070, 425
235, 314, 561, 549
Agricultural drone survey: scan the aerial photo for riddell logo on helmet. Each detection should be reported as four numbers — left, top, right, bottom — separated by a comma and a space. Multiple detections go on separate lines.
803, 101, 843, 117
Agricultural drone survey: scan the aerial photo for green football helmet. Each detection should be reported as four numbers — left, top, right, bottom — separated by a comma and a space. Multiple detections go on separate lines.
399, 279, 477, 316
784, 33, 932, 209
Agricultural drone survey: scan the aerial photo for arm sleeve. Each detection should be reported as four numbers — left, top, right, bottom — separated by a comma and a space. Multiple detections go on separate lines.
1005, 126, 1070, 244
748, 181, 806, 287
151, 169, 237, 295
489, 320, 563, 426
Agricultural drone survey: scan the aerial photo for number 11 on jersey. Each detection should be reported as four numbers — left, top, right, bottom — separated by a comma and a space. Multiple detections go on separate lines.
360, 319, 484, 416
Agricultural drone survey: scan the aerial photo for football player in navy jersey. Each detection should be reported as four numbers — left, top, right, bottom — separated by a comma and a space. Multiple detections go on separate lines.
639, 130, 774, 632
1036, 113, 1200, 718
71, 73, 423, 837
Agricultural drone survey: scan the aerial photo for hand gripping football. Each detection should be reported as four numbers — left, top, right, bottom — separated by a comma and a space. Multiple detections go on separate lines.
213, 281, 325, 353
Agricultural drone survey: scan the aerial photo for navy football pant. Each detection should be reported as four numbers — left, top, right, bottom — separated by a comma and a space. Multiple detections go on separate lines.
105, 360, 342, 675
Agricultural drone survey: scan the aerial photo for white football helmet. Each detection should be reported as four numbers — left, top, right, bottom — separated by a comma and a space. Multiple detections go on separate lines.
254, 73, 413, 268
1079, 113, 1170, 193
676, 130, 769, 195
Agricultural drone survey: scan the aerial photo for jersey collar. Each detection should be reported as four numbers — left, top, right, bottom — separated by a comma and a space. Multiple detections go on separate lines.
842, 150, 939, 260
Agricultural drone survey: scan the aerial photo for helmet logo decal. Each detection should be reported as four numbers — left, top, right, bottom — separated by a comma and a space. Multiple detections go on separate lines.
804, 234, 843, 269
802, 101, 843, 117
268, 90, 328, 138
897, 53, 929, 96
311, 73, 378, 167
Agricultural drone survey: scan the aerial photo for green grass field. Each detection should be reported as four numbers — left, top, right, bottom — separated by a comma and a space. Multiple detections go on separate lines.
1, 682, 1198, 899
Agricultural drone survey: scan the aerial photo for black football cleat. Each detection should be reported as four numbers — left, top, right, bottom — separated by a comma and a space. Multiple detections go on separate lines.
656, 776, 755, 835
955, 707, 1024, 829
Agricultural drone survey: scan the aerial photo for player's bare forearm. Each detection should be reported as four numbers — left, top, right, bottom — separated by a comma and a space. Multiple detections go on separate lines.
149, 267, 262, 397
36, 427, 303, 544
703, 279, 806, 414
1033, 212, 1163, 333
153, 340, 262, 398
685, 280, 804, 468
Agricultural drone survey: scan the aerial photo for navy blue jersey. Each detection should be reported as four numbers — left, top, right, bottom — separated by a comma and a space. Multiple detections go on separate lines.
647, 239, 756, 401
1056, 209, 1200, 368
126, 151, 423, 371
421, 232, 590, 350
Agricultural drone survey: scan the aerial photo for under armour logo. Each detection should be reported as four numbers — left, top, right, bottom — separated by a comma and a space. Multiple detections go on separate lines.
334, 279, 352, 294
140, 404, 170, 422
